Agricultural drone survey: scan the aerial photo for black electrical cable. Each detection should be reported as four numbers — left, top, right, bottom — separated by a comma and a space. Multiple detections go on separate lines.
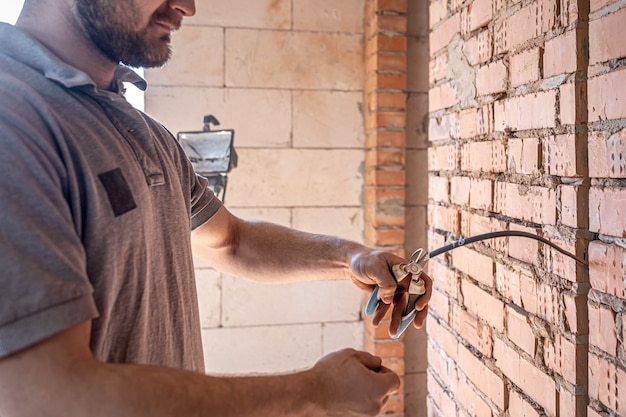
428, 230, 589, 266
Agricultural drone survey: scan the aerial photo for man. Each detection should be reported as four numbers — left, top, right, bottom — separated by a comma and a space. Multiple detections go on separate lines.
0, 0, 432, 415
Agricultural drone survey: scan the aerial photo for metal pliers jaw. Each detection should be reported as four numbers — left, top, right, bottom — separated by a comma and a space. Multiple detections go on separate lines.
365, 248, 430, 339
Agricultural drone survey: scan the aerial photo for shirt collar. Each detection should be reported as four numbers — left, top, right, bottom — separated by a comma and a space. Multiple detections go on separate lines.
0, 23, 147, 93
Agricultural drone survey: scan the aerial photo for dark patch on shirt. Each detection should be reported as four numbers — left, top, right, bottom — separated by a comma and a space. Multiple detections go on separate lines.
98, 169, 137, 217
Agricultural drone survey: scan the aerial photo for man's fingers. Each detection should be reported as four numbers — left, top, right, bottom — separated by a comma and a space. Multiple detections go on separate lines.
352, 349, 383, 370
388, 290, 408, 336
412, 305, 429, 329
376, 365, 401, 393
413, 272, 433, 311
371, 301, 391, 326
411, 272, 432, 329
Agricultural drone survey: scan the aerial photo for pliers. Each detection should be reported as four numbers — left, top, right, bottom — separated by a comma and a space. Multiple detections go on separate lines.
363, 231, 589, 339
364, 247, 429, 339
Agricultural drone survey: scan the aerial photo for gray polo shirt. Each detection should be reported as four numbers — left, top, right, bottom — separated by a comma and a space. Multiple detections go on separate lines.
0, 23, 222, 372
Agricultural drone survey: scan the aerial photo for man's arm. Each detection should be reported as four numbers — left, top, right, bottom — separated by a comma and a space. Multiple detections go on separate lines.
191, 206, 405, 297
0, 321, 399, 417
191, 206, 432, 331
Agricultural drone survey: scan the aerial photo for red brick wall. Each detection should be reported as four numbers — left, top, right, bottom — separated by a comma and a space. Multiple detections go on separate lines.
364, 1, 409, 415
363, 1, 430, 415
587, 2, 626, 417
426, 0, 626, 416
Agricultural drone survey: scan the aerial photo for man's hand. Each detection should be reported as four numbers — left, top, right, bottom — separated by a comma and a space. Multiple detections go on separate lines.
349, 249, 433, 336
307, 348, 400, 416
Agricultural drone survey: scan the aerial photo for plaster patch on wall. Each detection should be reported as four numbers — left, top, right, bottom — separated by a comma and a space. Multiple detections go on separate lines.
378, 197, 406, 217
448, 34, 477, 109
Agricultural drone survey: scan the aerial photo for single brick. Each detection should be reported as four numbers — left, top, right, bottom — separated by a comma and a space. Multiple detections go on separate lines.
588, 304, 618, 355
544, 30, 578, 78
450, 176, 470, 206
494, 182, 557, 225
367, 91, 407, 111
429, 175, 450, 204
560, 184, 588, 228
545, 134, 587, 177
461, 140, 506, 173
453, 246, 496, 287
429, 82, 457, 111
460, 278, 503, 331
365, 168, 406, 187
589, 7, 626, 65
589, 186, 626, 237
495, 2, 557, 54
365, 72, 407, 92
469, 178, 493, 211
463, 0, 493, 32
366, 149, 405, 168
589, 69, 626, 122
494, 91, 557, 131
429, 113, 456, 142
430, 0, 448, 29
588, 129, 626, 179
476, 60, 507, 96
457, 105, 492, 138
588, 241, 626, 298
508, 137, 540, 175
369, 14, 407, 35
428, 204, 461, 233
365, 130, 406, 148
428, 144, 457, 171
376, 0, 408, 14
510, 48, 540, 87
430, 13, 461, 54
506, 306, 536, 356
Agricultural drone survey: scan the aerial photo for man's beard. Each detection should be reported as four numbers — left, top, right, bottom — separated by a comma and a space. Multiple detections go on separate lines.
74, 0, 181, 68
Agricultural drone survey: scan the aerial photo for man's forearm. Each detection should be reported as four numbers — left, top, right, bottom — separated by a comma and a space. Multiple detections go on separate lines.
0, 323, 398, 417
2, 351, 318, 417
79, 363, 318, 417
192, 213, 368, 284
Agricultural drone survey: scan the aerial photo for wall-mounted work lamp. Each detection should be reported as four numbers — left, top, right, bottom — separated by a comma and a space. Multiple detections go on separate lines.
177, 115, 238, 203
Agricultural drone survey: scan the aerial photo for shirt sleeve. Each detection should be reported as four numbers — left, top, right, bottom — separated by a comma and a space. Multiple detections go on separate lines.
189, 172, 224, 230
0, 79, 98, 358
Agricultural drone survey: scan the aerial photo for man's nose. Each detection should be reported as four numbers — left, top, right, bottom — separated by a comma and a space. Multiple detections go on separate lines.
169, 0, 195, 16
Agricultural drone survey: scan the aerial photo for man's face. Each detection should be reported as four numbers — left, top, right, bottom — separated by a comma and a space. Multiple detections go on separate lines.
74, 0, 184, 68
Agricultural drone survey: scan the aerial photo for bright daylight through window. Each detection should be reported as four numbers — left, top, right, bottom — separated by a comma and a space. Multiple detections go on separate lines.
0, 1, 23, 24
1, 1, 145, 111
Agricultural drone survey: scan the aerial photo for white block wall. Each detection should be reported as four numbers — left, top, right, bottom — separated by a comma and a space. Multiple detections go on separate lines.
146, 0, 367, 375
